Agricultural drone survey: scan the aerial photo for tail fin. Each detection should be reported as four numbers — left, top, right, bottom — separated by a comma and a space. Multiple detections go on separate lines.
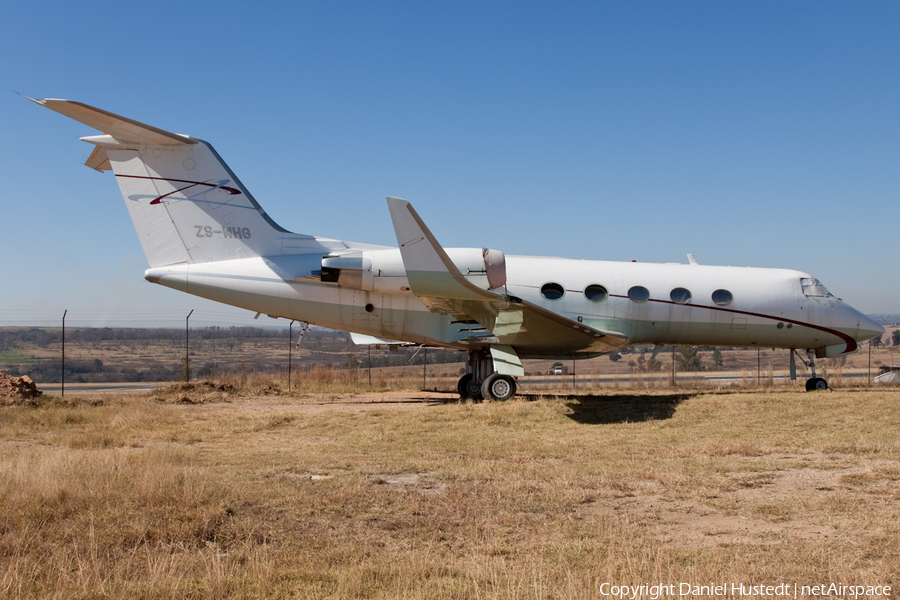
31, 98, 313, 267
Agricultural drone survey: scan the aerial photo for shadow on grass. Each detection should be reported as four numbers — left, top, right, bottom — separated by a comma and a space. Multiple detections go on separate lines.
525, 393, 696, 424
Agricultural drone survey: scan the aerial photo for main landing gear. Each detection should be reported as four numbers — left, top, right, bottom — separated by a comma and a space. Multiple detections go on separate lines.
457, 349, 517, 401
790, 349, 828, 391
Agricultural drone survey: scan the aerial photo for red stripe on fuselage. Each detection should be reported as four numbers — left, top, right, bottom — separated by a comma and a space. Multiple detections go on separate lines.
607, 294, 857, 352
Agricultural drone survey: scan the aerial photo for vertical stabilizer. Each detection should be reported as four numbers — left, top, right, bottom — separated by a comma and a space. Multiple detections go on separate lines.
31, 98, 313, 267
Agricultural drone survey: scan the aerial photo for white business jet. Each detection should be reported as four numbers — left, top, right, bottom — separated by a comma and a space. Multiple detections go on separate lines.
30, 98, 884, 400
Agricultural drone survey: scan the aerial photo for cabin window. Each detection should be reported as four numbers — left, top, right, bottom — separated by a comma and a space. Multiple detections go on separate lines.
711, 289, 733, 306
584, 284, 608, 302
670, 287, 692, 304
541, 282, 565, 300
800, 278, 833, 298
628, 286, 650, 303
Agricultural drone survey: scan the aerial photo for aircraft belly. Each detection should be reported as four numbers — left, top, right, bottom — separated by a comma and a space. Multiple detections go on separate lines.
625, 316, 847, 349
155, 269, 470, 348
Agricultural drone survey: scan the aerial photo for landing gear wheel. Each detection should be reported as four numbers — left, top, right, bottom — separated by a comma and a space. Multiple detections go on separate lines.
481, 373, 516, 401
457, 374, 482, 400
805, 377, 828, 391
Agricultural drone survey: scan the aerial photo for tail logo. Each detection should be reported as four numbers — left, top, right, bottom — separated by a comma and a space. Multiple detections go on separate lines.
115, 174, 241, 205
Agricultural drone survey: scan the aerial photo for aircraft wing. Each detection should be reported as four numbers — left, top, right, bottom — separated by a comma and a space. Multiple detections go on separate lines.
387, 197, 629, 356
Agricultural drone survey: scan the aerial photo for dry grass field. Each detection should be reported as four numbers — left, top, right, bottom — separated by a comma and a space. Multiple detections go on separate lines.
1, 381, 899, 599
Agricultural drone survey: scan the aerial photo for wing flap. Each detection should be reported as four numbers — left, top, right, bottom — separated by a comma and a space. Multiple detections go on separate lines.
349, 332, 412, 346
453, 296, 629, 354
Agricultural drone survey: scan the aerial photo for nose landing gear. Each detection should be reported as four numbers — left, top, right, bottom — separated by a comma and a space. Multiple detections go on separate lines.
790, 349, 829, 391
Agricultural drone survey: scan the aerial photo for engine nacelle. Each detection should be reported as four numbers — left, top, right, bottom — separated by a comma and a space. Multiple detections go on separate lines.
319, 247, 506, 295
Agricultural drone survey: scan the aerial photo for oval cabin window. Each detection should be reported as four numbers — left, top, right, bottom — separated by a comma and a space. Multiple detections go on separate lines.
541, 282, 565, 300
584, 284, 608, 302
628, 286, 650, 303
711, 289, 734, 306
670, 287, 692, 304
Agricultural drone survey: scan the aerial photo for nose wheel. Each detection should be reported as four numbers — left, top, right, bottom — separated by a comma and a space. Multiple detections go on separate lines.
805, 377, 828, 391
791, 349, 829, 391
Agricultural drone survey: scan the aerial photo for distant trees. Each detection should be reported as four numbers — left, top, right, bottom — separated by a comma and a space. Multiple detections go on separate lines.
635, 353, 662, 372
893, 330, 900, 347
676, 347, 704, 372
7, 357, 179, 384
360, 348, 462, 369
711, 348, 724, 369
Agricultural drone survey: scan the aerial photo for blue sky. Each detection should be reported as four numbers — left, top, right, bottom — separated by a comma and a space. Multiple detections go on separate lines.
2, 1, 898, 328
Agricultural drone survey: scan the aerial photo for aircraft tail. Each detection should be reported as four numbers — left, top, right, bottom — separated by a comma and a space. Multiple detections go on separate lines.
31, 98, 313, 267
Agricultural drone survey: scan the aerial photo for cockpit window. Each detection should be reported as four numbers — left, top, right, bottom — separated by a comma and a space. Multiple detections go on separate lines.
801, 278, 833, 298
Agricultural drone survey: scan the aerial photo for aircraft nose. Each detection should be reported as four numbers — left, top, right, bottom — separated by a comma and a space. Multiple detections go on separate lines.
855, 311, 885, 344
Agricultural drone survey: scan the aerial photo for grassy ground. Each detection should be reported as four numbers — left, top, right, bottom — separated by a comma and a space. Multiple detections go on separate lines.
1, 384, 898, 598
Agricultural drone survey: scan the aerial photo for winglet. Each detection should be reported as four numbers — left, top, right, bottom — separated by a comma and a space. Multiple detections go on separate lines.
387, 197, 494, 301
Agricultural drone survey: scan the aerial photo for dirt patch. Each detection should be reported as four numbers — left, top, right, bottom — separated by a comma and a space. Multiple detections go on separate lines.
184, 389, 458, 414
370, 472, 447, 495
579, 453, 889, 548
152, 380, 238, 404
0, 371, 42, 405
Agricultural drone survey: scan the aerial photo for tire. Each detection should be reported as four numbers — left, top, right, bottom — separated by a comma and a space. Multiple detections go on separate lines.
805, 377, 828, 391
481, 373, 516, 401
457, 374, 472, 399
457, 374, 483, 400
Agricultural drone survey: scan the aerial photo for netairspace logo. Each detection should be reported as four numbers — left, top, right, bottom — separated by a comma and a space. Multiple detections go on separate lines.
598, 582, 892, 599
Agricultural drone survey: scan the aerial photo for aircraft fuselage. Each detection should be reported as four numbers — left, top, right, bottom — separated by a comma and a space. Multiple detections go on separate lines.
145, 250, 879, 360
31, 96, 883, 398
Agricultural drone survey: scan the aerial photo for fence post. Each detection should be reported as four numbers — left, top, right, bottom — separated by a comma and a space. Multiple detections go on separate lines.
288, 320, 294, 391
185, 310, 193, 382
61, 310, 67, 398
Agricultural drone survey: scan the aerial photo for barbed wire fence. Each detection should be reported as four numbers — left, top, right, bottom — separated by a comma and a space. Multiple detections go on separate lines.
3, 310, 896, 392
0, 308, 282, 329
0, 308, 468, 392
0, 308, 301, 389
